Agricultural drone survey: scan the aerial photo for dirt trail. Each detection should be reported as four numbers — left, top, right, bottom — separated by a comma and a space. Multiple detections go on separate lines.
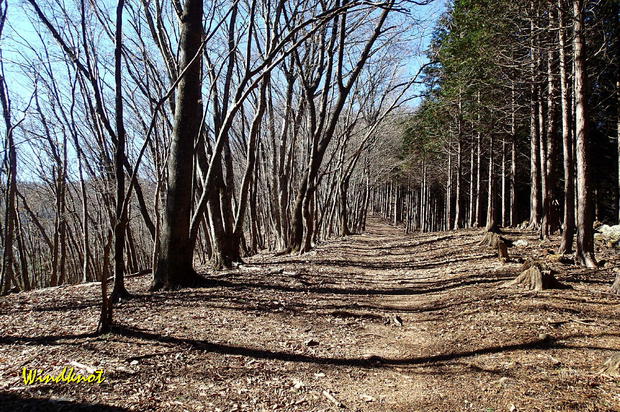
1, 219, 619, 411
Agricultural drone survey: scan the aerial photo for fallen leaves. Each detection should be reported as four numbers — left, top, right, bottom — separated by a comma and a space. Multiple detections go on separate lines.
0, 221, 618, 411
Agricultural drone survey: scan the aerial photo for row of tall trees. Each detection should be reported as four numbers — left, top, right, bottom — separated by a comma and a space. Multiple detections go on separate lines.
372, 0, 618, 276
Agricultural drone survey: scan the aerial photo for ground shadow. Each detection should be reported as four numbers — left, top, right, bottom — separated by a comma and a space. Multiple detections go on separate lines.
109, 326, 619, 368
196, 271, 515, 297
247, 253, 497, 271
2, 325, 618, 370
0, 392, 129, 411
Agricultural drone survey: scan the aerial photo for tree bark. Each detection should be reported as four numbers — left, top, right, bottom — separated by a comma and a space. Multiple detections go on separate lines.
446, 149, 452, 230
110, 0, 131, 304
573, 0, 596, 268
510, 82, 517, 226
454, 130, 462, 230
501, 135, 506, 227
558, 0, 575, 254
474, 93, 483, 227
469, 134, 475, 227
528, 1, 542, 229
152, 0, 204, 290
0, 63, 18, 295
486, 133, 499, 233
541, 7, 561, 239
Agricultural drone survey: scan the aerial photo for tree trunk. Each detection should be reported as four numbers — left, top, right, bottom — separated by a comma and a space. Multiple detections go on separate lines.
558, 0, 575, 254
501, 136, 506, 227
232, 78, 268, 255
446, 149, 452, 230
340, 178, 351, 235
0, 70, 18, 295
474, 106, 483, 227
541, 7, 561, 239
528, 1, 542, 229
14, 206, 31, 291
206, 158, 235, 270
469, 134, 475, 227
454, 136, 462, 230
110, 0, 131, 303
152, 0, 204, 290
486, 133, 498, 233
573, 0, 596, 268
510, 82, 518, 226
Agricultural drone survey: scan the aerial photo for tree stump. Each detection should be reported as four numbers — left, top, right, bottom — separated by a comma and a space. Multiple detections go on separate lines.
497, 241, 509, 262
610, 270, 620, 295
600, 353, 620, 377
480, 232, 500, 248
503, 260, 568, 292
480, 232, 510, 262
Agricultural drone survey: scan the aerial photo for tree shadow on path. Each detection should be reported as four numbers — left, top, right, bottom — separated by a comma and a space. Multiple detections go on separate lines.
3, 326, 617, 370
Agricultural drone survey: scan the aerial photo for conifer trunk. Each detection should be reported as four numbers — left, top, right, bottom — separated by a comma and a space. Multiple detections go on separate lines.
573, 0, 596, 268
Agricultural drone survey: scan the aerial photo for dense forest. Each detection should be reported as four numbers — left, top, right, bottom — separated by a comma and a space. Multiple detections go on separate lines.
0, 0, 619, 410
383, 0, 620, 253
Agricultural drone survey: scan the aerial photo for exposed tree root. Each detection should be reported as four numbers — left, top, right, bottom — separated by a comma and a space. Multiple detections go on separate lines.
110, 286, 133, 303
273, 247, 291, 256
479, 232, 499, 247
149, 268, 213, 292
166, 271, 214, 290
503, 260, 570, 292
517, 220, 529, 229
575, 250, 597, 269
527, 220, 541, 231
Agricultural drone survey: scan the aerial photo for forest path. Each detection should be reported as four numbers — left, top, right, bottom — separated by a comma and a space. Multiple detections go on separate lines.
1, 219, 619, 411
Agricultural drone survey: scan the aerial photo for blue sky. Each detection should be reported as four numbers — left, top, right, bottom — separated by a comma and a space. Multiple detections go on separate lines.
4, 0, 447, 101
1, 0, 448, 181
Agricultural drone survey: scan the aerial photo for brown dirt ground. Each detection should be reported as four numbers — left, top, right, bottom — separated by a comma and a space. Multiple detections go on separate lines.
1, 219, 619, 412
